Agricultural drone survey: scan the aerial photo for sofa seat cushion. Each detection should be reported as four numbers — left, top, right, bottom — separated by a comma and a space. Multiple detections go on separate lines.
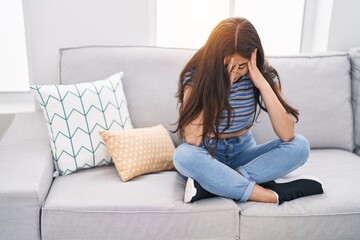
237, 149, 360, 240
41, 166, 240, 240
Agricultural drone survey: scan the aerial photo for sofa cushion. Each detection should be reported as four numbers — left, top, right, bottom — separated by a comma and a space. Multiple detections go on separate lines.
100, 124, 175, 181
252, 53, 354, 151
31, 72, 133, 176
59, 46, 196, 144
41, 166, 240, 240
237, 149, 360, 240
349, 47, 360, 155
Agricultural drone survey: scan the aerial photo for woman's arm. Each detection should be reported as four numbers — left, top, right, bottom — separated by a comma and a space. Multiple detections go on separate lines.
182, 86, 204, 146
257, 83, 295, 142
247, 49, 295, 142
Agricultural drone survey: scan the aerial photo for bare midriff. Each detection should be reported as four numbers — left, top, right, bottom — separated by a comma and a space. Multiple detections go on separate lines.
209, 128, 249, 139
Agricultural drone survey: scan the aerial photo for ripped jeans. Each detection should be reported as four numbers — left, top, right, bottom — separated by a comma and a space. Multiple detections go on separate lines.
172, 131, 310, 202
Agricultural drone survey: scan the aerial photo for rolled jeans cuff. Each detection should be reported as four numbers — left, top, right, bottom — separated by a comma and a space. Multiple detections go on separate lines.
237, 167, 255, 202
240, 180, 255, 202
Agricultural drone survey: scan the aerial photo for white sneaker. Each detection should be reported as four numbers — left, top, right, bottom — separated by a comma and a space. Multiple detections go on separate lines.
184, 178, 215, 203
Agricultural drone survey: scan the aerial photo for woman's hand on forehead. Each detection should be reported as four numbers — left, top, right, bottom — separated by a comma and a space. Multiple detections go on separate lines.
224, 55, 249, 84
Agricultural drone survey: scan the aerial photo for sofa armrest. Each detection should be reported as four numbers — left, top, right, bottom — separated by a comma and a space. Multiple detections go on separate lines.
0, 111, 54, 240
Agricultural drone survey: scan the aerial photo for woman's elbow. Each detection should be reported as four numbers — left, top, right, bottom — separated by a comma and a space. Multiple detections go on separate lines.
185, 135, 202, 147
280, 132, 295, 142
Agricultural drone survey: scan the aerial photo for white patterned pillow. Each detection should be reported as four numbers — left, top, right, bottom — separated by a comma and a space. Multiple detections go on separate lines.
31, 72, 133, 176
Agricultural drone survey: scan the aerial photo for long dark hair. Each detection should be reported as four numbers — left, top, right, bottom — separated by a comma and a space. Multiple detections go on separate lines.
174, 17, 299, 151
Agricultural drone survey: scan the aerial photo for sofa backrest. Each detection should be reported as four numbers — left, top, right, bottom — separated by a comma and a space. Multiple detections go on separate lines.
350, 47, 360, 155
252, 53, 354, 151
59, 46, 354, 150
59, 46, 195, 144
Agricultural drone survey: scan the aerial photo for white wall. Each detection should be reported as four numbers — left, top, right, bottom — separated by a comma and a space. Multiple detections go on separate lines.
310, 0, 334, 53
5, 0, 360, 89
0, 0, 154, 135
11, 0, 360, 87
327, 0, 360, 51
301, 0, 335, 53
1, 0, 360, 130
22, 0, 154, 86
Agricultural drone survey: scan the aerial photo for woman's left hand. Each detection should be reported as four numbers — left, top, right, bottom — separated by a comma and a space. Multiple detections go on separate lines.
247, 48, 269, 89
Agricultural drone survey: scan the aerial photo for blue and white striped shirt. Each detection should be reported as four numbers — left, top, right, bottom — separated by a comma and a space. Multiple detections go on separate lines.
218, 75, 256, 133
183, 71, 258, 134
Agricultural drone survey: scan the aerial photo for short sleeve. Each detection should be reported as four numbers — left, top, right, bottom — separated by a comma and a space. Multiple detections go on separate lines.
273, 76, 279, 85
183, 69, 194, 86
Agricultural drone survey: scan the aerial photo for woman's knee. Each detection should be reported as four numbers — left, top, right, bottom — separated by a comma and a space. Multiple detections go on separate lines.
173, 143, 200, 170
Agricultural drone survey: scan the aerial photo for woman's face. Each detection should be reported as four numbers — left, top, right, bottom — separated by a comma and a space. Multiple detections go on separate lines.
224, 53, 249, 80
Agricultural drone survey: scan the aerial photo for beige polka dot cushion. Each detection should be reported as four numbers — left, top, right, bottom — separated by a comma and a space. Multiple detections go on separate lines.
100, 124, 175, 181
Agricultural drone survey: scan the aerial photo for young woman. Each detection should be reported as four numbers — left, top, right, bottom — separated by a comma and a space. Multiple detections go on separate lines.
173, 17, 323, 204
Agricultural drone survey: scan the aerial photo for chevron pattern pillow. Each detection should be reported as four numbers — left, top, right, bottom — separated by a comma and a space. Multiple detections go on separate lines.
31, 72, 133, 176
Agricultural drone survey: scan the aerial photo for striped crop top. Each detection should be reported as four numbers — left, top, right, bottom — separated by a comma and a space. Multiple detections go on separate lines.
218, 75, 256, 133
183, 70, 277, 134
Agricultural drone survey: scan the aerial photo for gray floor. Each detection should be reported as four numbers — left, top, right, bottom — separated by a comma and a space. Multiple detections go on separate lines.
0, 114, 14, 141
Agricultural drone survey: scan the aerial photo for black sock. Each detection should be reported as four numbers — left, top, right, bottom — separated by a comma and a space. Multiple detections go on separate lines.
260, 178, 324, 205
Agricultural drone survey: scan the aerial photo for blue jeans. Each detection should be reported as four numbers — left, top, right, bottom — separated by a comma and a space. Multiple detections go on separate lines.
173, 131, 310, 202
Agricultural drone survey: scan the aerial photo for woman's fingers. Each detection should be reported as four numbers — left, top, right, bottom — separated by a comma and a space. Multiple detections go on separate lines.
232, 64, 239, 73
247, 59, 253, 72
248, 48, 257, 72
230, 64, 239, 83
252, 48, 257, 66
227, 57, 234, 72
227, 57, 240, 83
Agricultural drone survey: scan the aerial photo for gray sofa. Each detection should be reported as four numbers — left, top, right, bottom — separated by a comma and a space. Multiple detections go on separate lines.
1, 46, 360, 240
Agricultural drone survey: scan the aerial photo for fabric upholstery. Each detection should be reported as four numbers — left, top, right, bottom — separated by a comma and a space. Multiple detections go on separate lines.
59, 46, 195, 145
349, 47, 360, 155
31, 72, 133, 176
59, 47, 354, 150
101, 124, 175, 181
251, 53, 354, 151
0, 112, 54, 240
41, 166, 240, 240
238, 149, 360, 240
2, 46, 358, 240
